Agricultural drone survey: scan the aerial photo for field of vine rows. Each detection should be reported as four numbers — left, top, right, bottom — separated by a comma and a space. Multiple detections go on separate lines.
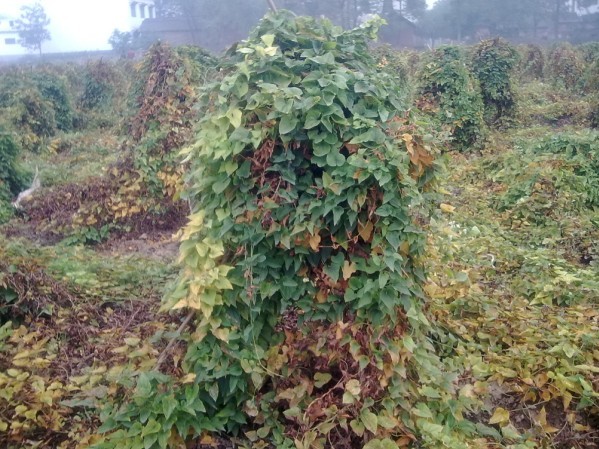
1, 12, 598, 449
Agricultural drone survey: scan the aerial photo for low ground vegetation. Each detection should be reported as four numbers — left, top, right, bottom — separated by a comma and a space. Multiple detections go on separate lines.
0, 14, 598, 449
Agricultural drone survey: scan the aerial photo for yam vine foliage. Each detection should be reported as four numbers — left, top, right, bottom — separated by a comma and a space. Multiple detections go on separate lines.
29, 71, 74, 132
531, 131, 599, 209
371, 45, 412, 91
79, 60, 121, 111
96, 11, 474, 449
490, 130, 599, 272
37, 43, 213, 244
472, 38, 519, 126
418, 46, 485, 151
516, 44, 545, 81
0, 131, 27, 223
582, 56, 599, 95
0, 68, 74, 152
591, 100, 599, 129
547, 43, 584, 90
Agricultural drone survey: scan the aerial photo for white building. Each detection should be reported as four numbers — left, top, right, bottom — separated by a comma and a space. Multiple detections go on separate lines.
0, 0, 155, 56
0, 15, 21, 56
570, 0, 599, 14
130, 1, 157, 27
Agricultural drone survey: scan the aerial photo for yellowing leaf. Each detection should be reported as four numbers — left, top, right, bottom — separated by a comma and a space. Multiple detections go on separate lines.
574, 364, 599, 373
537, 407, 559, 433
181, 373, 197, 384
197, 434, 214, 446
345, 379, 361, 396
172, 299, 189, 310
309, 232, 321, 251
342, 261, 357, 280
500, 424, 520, 440
402, 133, 414, 156
562, 391, 573, 410
226, 108, 242, 128
111, 345, 129, 354
459, 384, 477, 399
535, 372, 549, 387
212, 328, 230, 342
124, 337, 141, 346
440, 203, 455, 214
322, 172, 341, 195
316, 290, 328, 303
314, 372, 332, 388
489, 407, 510, 425
399, 241, 410, 256
261, 34, 275, 47
13, 350, 31, 360
264, 46, 278, 56
358, 221, 374, 242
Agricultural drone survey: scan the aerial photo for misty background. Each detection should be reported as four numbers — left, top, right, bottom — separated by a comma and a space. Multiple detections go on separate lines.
0, 0, 598, 60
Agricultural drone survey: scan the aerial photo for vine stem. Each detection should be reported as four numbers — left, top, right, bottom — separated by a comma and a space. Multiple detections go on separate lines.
154, 310, 195, 372
266, 0, 278, 12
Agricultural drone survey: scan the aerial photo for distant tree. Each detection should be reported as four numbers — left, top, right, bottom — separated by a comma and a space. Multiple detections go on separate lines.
419, 0, 457, 42
278, 0, 372, 28
278, 0, 426, 28
379, 0, 427, 20
108, 29, 142, 58
153, 0, 428, 47
575, 0, 599, 9
154, 0, 267, 51
15, 2, 51, 56
154, 0, 423, 43
422, 0, 579, 42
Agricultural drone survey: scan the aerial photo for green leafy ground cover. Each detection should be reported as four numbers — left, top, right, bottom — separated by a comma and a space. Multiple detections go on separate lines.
0, 18, 598, 449
426, 129, 599, 447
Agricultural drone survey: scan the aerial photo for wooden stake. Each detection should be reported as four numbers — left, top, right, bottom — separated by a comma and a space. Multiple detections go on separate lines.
154, 310, 195, 372
266, 0, 278, 12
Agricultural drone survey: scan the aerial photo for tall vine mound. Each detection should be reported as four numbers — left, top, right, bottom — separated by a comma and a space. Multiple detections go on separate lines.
417, 46, 486, 151
131, 12, 474, 449
13, 44, 214, 244
472, 38, 519, 127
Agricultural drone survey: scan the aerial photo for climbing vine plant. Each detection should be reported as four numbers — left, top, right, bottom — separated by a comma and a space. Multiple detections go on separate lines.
472, 38, 519, 126
97, 11, 473, 449
418, 46, 486, 151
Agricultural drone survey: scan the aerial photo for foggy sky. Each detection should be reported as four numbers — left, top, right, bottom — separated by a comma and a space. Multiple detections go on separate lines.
2, 0, 439, 53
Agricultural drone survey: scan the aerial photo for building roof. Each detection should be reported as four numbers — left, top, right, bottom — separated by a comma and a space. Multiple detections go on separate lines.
139, 18, 192, 33
386, 12, 420, 29
581, 11, 599, 21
